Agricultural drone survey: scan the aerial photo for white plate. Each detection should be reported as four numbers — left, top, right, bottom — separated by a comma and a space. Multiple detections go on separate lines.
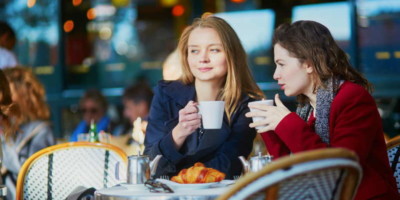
119, 183, 147, 191
156, 179, 218, 190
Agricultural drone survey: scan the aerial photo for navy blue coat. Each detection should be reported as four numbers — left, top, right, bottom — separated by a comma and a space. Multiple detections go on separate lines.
144, 80, 257, 179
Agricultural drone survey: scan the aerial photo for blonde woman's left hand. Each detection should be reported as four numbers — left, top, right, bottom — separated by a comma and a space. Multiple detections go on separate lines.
246, 94, 291, 133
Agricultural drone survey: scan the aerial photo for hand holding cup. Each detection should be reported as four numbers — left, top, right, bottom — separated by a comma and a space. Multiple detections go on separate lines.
174, 101, 202, 138
247, 99, 274, 131
172, 100, 224, 148
246, 94, 291, 133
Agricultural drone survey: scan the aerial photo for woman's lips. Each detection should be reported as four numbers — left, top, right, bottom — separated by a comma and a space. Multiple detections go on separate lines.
279, 84, 285, 90
199, 67, 212, 72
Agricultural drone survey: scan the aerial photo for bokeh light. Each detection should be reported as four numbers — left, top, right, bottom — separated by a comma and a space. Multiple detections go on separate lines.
112, 0, 129, 7
63, 20, 74, 33
87, 8, 96, 20
72, 0, 82, 6
160, 0, 179, 7
230, 0, 246, 3
99, 26, 112, 40
27, 0, 36, 8
172, 5, 185, 17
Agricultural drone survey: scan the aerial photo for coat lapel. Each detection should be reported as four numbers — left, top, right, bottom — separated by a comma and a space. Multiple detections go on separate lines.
161, 81, 196, 107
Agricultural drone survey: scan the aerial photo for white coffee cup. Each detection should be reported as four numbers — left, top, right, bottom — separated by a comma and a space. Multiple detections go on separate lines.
248, 100, 274, 130
198, 101, 225, 129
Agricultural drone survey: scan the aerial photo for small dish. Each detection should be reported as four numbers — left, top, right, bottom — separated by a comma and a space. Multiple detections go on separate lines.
156, 179, 218, 190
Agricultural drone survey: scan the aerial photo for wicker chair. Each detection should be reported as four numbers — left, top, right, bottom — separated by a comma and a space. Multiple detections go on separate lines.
387, 135, 400, 193
217, 148, 362, 200
16, 142, 127, 200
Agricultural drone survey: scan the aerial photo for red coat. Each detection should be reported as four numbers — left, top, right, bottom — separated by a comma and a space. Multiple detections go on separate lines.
261, 81, 399, 200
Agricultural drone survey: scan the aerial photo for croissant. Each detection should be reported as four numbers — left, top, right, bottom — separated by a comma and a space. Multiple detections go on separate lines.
171, 162, 225, 184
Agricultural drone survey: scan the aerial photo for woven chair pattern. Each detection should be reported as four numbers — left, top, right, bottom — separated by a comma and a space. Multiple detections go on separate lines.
247, 169, 343, 200
217, 148, 361, 200
387, 146, 400, 192
21, 146, 126, 200
234, 160, 352, 200
23, 155, 49, 199
277, 168, 343, 200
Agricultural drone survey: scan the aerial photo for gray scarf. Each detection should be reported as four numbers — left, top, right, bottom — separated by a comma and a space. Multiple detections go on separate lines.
296, 78, 342, 145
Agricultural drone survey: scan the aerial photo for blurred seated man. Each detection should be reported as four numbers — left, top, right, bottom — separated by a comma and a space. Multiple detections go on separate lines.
122, 82, 153, 131
0, 21, 18, 69
70, 89, 114, 141
110, 82, 153, 155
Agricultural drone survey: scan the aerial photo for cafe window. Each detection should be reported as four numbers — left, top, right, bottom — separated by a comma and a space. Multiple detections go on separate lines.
62, 0, 174, 89
0, 0, 61, 93
356, 0, 400, 97
216, 9, 277, 89
292, 2, 352, 59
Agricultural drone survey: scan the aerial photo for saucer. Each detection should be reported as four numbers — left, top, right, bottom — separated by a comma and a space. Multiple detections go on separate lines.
156, 179, 220, 190
119, 183, 147, 191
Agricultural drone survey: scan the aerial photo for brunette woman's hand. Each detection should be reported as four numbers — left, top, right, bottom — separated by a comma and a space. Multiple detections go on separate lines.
246, 94, 290, 133
172, 101, 202, 148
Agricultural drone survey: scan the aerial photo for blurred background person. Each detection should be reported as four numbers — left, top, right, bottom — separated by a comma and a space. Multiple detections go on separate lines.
121, 81, 153, 133
0, 69, 20, 186
1, 66, 55, 199
110, 81, 153, 155
162, 48, 182, 81
0, 21, 18, 69
70, 89, 115, 141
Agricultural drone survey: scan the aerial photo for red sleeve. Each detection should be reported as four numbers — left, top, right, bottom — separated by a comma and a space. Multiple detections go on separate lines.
275, 113, 327, 153
260, 131, 290, 158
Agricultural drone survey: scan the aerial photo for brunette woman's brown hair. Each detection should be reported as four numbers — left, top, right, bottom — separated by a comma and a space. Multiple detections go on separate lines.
178, 15, 264, 122
273, 20, 372, 104
3, 67, 50, 130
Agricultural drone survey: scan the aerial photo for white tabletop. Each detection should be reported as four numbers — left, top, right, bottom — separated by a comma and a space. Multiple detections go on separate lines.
95, 180, 234, 200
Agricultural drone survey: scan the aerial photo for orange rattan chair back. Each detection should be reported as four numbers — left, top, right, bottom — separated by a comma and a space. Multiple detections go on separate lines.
16, 142, 127, 200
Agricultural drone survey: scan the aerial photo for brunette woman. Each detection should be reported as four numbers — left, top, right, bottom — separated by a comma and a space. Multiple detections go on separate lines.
246, 21, 398, 199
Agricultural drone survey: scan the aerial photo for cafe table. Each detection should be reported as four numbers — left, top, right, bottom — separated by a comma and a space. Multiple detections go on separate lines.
95, 179, 234, 200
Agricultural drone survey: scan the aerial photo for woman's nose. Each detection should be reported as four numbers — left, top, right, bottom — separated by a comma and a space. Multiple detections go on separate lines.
273, 68, 280, 80
199, 51, 210, 63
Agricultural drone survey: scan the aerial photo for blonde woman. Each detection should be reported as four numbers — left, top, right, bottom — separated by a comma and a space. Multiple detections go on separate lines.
144, 15, 264, 179
1, 67, 55, 199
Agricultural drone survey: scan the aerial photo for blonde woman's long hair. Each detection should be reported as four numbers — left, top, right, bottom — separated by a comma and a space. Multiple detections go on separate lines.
3, 67, 50, 130
178, 16, 264, 122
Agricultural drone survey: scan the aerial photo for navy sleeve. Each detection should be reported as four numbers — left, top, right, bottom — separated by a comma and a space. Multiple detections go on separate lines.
144, 84, 184, 174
